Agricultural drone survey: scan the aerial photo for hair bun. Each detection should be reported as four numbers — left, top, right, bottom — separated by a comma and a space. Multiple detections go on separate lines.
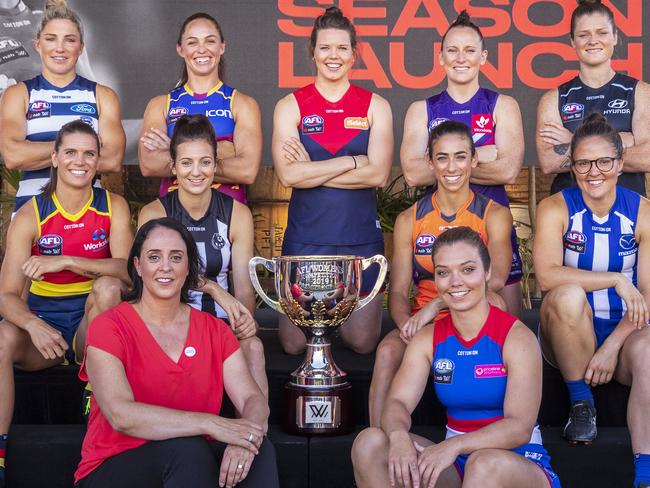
576, 0, 602, 5
582, 112, 608, 125
456, 10, 471, 24
324, 6, 344, 18
45, 0, 68, 8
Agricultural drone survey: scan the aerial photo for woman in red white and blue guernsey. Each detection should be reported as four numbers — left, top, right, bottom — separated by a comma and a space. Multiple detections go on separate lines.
139, 12, 261, 204
0, 120, 132, 486
352, 227, 561, 488
272, 6, 393, 355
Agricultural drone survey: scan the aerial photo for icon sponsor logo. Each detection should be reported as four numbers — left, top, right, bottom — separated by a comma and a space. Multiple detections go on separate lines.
71, 103, 96, 114
474, 364, 507, 378
344, 116, 369, 130
206, 108, 232, 118
38, 234, 62, 255
433, 358, 454, 384
563, 231, 586, 253
429, 117, 448, 130
561, 102, 584, 122
302, 114, 324, 134
415, 234, 435, 255
168, 107, 188, 118
472, 114, 494, 134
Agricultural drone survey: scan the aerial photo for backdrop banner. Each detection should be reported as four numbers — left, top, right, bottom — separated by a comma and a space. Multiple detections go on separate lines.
0, 0, 646, 166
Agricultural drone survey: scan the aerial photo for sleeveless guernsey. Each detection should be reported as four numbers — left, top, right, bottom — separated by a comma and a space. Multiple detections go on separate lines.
425, 88, 522, 283
27, 187, 112, 345
561, 186, 640, 346
553, 73, 643, 195
160, 189, 233, 319
17, 74, 99, 211
163, 82, 245, 203
285, 83, 382, 246
411, 191, 492, 313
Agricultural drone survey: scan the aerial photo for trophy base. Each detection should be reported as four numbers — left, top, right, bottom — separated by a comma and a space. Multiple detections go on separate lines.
283, 382, 353, 436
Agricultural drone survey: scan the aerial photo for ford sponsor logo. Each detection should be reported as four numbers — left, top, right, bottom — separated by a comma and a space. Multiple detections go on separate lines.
38, 234, 62, 248
71, 103, 96, 114
561, 103, 584, 114
169, 107, 188, 118
29, 101, 50, 111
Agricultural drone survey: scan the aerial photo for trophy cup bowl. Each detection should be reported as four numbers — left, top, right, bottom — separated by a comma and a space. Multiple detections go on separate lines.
249, 254, 388, 435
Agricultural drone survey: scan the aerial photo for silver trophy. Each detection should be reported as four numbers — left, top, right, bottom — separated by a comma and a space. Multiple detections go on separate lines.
249, 255, 388, 435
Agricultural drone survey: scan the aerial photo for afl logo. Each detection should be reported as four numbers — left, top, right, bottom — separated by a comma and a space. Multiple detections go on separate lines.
302, 114, 324, 134
429, 117, 448, 130
619, 234, 637, 250
211, 233, 225, 250
433, 358, 455, 384
566, 232, 586, 244
30, 101, 50, 111
71, 103, 96, 114
38, 234, 63, 255
564, 231, 586, 253
562, 103, 584, 115
92, 228, 107, 241
415, 234, 435, 255
169, 107, 188, 118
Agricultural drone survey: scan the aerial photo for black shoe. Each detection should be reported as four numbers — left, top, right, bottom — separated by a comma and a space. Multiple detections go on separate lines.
563, 400, 597, 444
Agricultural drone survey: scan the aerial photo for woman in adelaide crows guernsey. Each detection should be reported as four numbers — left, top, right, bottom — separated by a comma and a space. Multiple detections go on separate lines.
138, 114, 267, 398
367, 120, 512, 428
537, 0, 650, 197
400, 11, 525, 317
353, 227, 561, 488
139, 12, 261, 204
534, 113, 650, 487
0, 0, 125, 212
0, 121, 132, 485
272, 6, 393, 355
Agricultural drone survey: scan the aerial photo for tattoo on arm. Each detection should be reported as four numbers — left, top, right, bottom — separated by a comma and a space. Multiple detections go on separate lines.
83, 271, 102, 279
553, 143, 570, 156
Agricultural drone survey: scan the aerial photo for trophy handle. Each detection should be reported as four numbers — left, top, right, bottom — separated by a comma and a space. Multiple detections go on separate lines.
356, 254, 389, 311
248, 257, 283, 313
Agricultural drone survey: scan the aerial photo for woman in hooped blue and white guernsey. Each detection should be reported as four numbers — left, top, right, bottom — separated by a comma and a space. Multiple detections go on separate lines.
0, 0, 124, 212
537, 0, 650, 197
535, 112, 650, 488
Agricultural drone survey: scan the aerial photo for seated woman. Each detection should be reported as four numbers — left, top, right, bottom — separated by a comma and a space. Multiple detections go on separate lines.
0, 120, 132, 484
534, 113, 650, 487
368, 120, 512, 427
138, 114, 267, 398
74, 218, 278, 488
353, 227, 561, 488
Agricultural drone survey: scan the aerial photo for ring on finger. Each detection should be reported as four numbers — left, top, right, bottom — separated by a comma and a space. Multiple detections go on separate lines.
248, 432, 254, 443
237, 463, 244, 470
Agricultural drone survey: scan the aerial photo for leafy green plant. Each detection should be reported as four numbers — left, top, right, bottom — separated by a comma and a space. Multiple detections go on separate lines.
376, 173, 427, 232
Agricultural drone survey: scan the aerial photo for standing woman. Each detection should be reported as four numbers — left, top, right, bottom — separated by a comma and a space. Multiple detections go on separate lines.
368, 121, 512, 427
537, 0, 650, 196
272, 6, 393, 355
138, 114, 268, 398
139, 12, 262, 203
353, 227, 560, 488
0, 0, 124, 212
0, 121, 132, 486
401, 11, 525, 317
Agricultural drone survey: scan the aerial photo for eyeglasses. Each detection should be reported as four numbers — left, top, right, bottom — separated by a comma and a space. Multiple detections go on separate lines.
572, 157, 617, 174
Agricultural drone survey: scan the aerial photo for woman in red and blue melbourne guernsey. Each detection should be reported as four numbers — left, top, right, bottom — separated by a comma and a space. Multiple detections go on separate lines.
0, 121, 132, 486
352, 227, 561, 488
272, 6, 393, 355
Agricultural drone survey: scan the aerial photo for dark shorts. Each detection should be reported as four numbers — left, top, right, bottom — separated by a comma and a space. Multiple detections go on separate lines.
281, 240, 385, 295
454, 443, 561, 488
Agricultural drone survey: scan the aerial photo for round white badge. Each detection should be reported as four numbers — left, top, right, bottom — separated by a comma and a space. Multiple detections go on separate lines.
184, 346, 197, 358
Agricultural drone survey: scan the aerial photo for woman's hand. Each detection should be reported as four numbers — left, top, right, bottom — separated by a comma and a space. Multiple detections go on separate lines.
415, 440, 459, 488
614, 274, 649, 329
219, 444, 256, 488
584, 341, 619, 386
25, 317, 69, 360
282, 137, 311, 162
140, 127, 171, 152
388, 431, 420, 488
22, 256, 70, 281
538, 121, 573, 146
215, 291, 256, 339
400, 301, 440, 344
204, 416, 264, 454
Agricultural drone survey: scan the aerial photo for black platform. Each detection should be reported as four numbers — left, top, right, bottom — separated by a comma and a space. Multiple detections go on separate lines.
7, 307, 634, 488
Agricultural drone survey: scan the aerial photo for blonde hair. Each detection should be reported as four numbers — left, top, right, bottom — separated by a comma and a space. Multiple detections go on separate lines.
37, 0, 84, 42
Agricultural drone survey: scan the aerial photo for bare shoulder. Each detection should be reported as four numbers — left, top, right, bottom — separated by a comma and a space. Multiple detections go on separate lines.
635, 195, 650, 236
232, 90, 260, 114
370, 92, 391, 113
495, 93, 520, 111
137, 199, 165, 228
635, 79, 650, 98
537, 192, 566, 215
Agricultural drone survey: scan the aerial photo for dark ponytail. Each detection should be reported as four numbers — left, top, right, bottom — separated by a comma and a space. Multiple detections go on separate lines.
571, 0, 616, 38
441, 10, 485, 50
309, 7, 357, 58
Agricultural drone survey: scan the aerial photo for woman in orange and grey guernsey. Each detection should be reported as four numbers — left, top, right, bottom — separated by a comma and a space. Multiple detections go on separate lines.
0, 0, 124, 213
0, 121, 132, 486
367, 120, 512, 428
139, 12, 261, 204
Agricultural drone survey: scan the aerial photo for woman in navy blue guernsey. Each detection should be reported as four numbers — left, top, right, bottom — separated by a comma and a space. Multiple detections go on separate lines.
535, 113, 650, 487
139, 12, 262, 204
352, 227, 561, 488
537, 0, 650, 197
272, 6, 393, 355
0, 0, 125, 212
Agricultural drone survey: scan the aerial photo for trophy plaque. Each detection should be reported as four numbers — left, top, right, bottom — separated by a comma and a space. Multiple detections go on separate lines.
249, 255, 387, 435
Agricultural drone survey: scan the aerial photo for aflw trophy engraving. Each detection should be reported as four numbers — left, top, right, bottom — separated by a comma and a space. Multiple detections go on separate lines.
249, 255, 388, 435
